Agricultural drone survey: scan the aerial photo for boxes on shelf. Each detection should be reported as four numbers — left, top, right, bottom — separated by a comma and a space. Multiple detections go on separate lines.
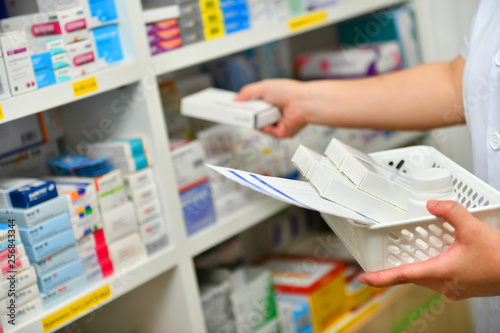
89, 138, 151, 173
296, 41, 403, 81
199, 269, 237, 333
0, 32, 38, 96
41, 274, 87, 309
229, 267, 280, 333
337, 5, 420, 68
108, 232, 145, 271
92, 23, 123, 64
57, 6, 90, 44
139, 217, 168, 255
101, 201, 138, 243
260, 257, 348, 332
0, 297, 44, 328
171, 139, 217, 236
0, 195, 68, 228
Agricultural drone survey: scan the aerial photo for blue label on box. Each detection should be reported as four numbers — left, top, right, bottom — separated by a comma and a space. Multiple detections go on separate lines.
35, 68, 57, 89
18, 212, 71, 245
180, 181, 216, 236
112, 138, 145, 157
0, 195, 68, 228
224, 17, 250, 34
24, 229, 76, 263
31, 52, 52, 71
38, 259, 84, 293
92, 24, 124, 64
88, 0, 118, 23
9, 180, 58, 209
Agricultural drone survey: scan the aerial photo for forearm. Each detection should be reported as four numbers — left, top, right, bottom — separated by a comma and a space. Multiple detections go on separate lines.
300, 57, 466, 131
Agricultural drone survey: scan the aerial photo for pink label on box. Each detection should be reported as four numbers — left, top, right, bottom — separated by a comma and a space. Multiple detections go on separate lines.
0, 247, 18, 263
73, 52, 95, 66
6, 47, 27, 56
65, 19, 87, 33
31, 22, 62, 37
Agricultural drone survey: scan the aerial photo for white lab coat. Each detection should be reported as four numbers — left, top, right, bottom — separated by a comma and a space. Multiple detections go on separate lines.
462, 0, 500, 331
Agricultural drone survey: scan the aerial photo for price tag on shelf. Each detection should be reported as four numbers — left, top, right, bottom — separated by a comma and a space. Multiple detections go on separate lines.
0, 105, 3, 121
73, 76, 99, 97
289, 10, 328, 32
41, 285, 112, 332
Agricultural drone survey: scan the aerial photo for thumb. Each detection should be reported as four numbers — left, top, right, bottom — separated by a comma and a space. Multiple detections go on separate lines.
426, 200, 476, 234
235, 82, 266, 101
359, 259, 438, 288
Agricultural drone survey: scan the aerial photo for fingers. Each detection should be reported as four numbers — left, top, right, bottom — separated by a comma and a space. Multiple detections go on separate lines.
235, 82, 267, 101
358, 260, 437, 288
427, 200, 476, 232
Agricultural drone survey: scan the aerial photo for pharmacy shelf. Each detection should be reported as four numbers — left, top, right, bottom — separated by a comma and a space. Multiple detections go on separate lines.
151, 0, 407, 76
189, 197, 289, 256
326, 285, 413, 333
0, 61, 141, 125
10, 246, 178, 333
364, 131, 426, 153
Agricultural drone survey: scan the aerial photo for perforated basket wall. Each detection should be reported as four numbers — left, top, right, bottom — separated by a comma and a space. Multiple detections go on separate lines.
321, 146, 500, 272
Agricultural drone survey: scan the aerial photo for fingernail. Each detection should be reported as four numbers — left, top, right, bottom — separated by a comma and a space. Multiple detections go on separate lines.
427, 200, 438, 209
358, 276, 367, 284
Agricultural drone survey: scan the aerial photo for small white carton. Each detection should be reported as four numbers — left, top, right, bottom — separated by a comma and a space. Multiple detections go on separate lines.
108, 232, 145, 271
0, 32, 38, 96
323, 171, 407, 223
102, 201, 138, 243
181, 87, 281, 129
291, 145, 335, 177
339, 154, 410, 210
57, 6, 89, 44
324, 138, 378, 169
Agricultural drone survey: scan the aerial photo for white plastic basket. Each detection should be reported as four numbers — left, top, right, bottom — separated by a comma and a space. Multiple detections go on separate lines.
321, 145, 500, 272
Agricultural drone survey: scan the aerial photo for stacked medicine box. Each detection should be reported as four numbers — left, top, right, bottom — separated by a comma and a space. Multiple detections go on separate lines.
220, 0, 251, 35
47, 179, 114, 287
0, 0, 123, 93
0, 220, 40, 329
0, 179, 87, 322
71, 170, 146, 272
178, 0, 205, 46
144, 1, 183, 56
89, 139, 168, 256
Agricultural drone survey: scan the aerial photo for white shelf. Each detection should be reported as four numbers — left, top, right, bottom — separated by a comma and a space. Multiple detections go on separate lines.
189, 197, 289, 256
0, 61, 141, 125
151, 0, 407, 75
10, 247, 178, 333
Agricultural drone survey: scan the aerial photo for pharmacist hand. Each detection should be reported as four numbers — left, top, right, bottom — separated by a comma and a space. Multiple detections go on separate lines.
358, 200, 500, 300
236, 79, 308, 138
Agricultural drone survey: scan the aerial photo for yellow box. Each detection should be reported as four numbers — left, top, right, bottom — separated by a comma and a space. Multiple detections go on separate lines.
261, 257, 348, 332
203, 22, 225, 40
199, 0, 220, 12
344, 264, 377, 310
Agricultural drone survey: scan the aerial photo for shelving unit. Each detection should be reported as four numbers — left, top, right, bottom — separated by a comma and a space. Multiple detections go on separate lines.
0, 0, 450, 332
12, 247, 178, 333
150, 0, 408, 75
0, 62, 141, 124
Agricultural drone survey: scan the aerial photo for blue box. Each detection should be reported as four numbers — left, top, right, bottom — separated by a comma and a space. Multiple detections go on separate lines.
0, 196, 68, 228
19, 212, 71, 245
24, 229, 76, 262
34, 245, 79, 276
92, 24, 124, 64
222, 5, 249, 20
31, 52, 52, 71
224, 17, 250, 34
35, 68, 57, 89
180, 181, 216, 236
88, 0, 118, 23
38, 259, 84, 293
9, 180, 58, 209
41, 274, 87, 309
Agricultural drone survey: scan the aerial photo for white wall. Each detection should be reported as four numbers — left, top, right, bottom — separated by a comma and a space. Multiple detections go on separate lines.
413, 0, 479, 172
